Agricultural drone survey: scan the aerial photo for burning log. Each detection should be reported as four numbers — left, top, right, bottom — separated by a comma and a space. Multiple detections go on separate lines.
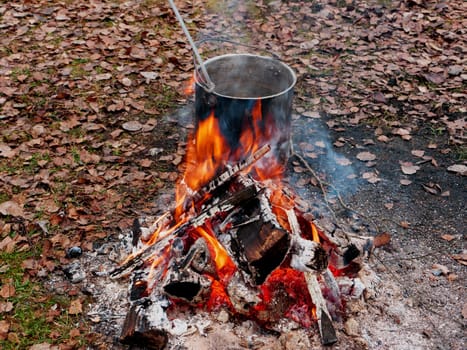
178, 144, 271, 213
163, 238, 213, 303
109, 185, 258, 279
230, 188, 291, 285
287, 209, 337, 345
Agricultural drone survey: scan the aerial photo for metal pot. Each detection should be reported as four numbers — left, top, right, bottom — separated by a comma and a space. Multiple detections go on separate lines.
194, 53, 296, 164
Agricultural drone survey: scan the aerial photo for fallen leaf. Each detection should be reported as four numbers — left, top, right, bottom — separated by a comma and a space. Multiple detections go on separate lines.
140, 71, 159, 82
362, 172, 380, 184
373, 232, 391, 247
422, 184, 438, 195
441, 234, 455, 242
315, 141, 326, 148
29, 343, 59, 350
302, 111, 321, 119
0, 283, 15, 298
400, 179, 412, 185
411, 150, 425, 158
333, 140, 345, 147
451, 251, 467, 266
0, 201, 24, 217
447, 164, 467, 176
0, 320, 9, 340
120, 77, 132, 87
373, 92, 387, 103
462, 304, 467, 319
0, 301, 14, 313
0, 144, 16, 158
94, 73, 112, 81
69, 328, 80, 338
122, 121, 143, 132
336, 157, 352, 166
399, 221, 410, 229
356, 151, 376, 162
68, 299, 82, 315
423, 73, 445, 84
441, 190, 450, 197
427, 143, 437, 149
384, 203, 394, 210
400, 162, 420, 175
377, 135, 390, 143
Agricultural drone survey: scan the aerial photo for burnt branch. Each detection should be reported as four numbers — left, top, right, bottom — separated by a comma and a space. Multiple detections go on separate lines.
109, 185, 258, 279
287, 209, 337, 345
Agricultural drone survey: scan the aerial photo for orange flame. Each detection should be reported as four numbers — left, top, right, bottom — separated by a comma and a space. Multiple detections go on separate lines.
183, 73, 195, 96
196, 225, 236, 282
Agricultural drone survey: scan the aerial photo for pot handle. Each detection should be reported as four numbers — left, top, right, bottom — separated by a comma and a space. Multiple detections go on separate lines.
195, 36, 282, 61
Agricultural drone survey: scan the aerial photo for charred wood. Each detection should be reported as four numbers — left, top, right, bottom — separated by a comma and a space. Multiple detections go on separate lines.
109, 185, 258, 279
178, 144, 270, 213
287, 209, 337, 345
163, 238, 213, 303
120, 304, 168, 350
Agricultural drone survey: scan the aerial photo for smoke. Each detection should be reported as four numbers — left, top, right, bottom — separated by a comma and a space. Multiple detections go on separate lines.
290, 116, 360, 200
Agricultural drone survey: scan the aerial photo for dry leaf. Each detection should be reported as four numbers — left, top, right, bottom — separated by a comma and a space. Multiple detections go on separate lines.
336, 157, 352, 166
377, 135, 390, 143
0, 201, 24, 217
441, 234, 455, 242
411, 150, 425, 158
373, 92, 387, 103
462, 304, 467, 319
356, 152, 376, 162
400, 162, 420, 175
315, 141, 326, 148
29, 343, 59, 350
384, 203, 394, 210
0, 319, 9, 340
362, 172, 380, 184
400, 179, 412, 185
373, 232, 391, 247
302, 111, 321, 119
120, 77, 132, 87
68, 299, 83, 315
122, 121, 143, 132
0, 284, 15, 298
399, 221, 410, 229
422, 184, 438, 195
0, 144, 16, 158
0, 301, 14, 313
447, 164, 467, 176
333, 140, 345, 147
423, 73, 445, 84
451, 251, 467, 266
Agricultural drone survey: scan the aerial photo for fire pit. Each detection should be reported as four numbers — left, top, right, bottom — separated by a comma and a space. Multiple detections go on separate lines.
107, 55, 377, 349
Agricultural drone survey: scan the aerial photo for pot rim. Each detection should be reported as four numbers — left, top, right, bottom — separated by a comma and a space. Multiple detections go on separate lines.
194, 53, 297, 100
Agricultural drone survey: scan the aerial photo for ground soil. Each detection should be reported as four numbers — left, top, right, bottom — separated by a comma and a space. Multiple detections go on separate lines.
1, 0, 465, 349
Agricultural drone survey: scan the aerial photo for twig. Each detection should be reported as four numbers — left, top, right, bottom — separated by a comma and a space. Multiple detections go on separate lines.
292, 151, 381, 233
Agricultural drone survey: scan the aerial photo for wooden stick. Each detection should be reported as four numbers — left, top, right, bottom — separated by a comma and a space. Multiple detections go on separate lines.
109, 185, 258, 279
286, 209, 337, 345
180, 144, 271, 211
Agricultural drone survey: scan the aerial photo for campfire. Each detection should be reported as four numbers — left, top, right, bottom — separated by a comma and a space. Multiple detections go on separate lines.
109, 54, 376, 349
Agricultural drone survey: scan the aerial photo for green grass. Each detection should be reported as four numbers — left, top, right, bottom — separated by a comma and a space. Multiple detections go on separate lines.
0, 242, 86, 349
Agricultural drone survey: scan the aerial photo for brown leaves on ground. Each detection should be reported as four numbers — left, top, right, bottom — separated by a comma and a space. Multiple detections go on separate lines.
0, 0, 465, 346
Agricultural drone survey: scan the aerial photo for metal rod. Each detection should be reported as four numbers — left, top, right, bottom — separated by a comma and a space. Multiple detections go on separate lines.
168, 0, 215, 92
